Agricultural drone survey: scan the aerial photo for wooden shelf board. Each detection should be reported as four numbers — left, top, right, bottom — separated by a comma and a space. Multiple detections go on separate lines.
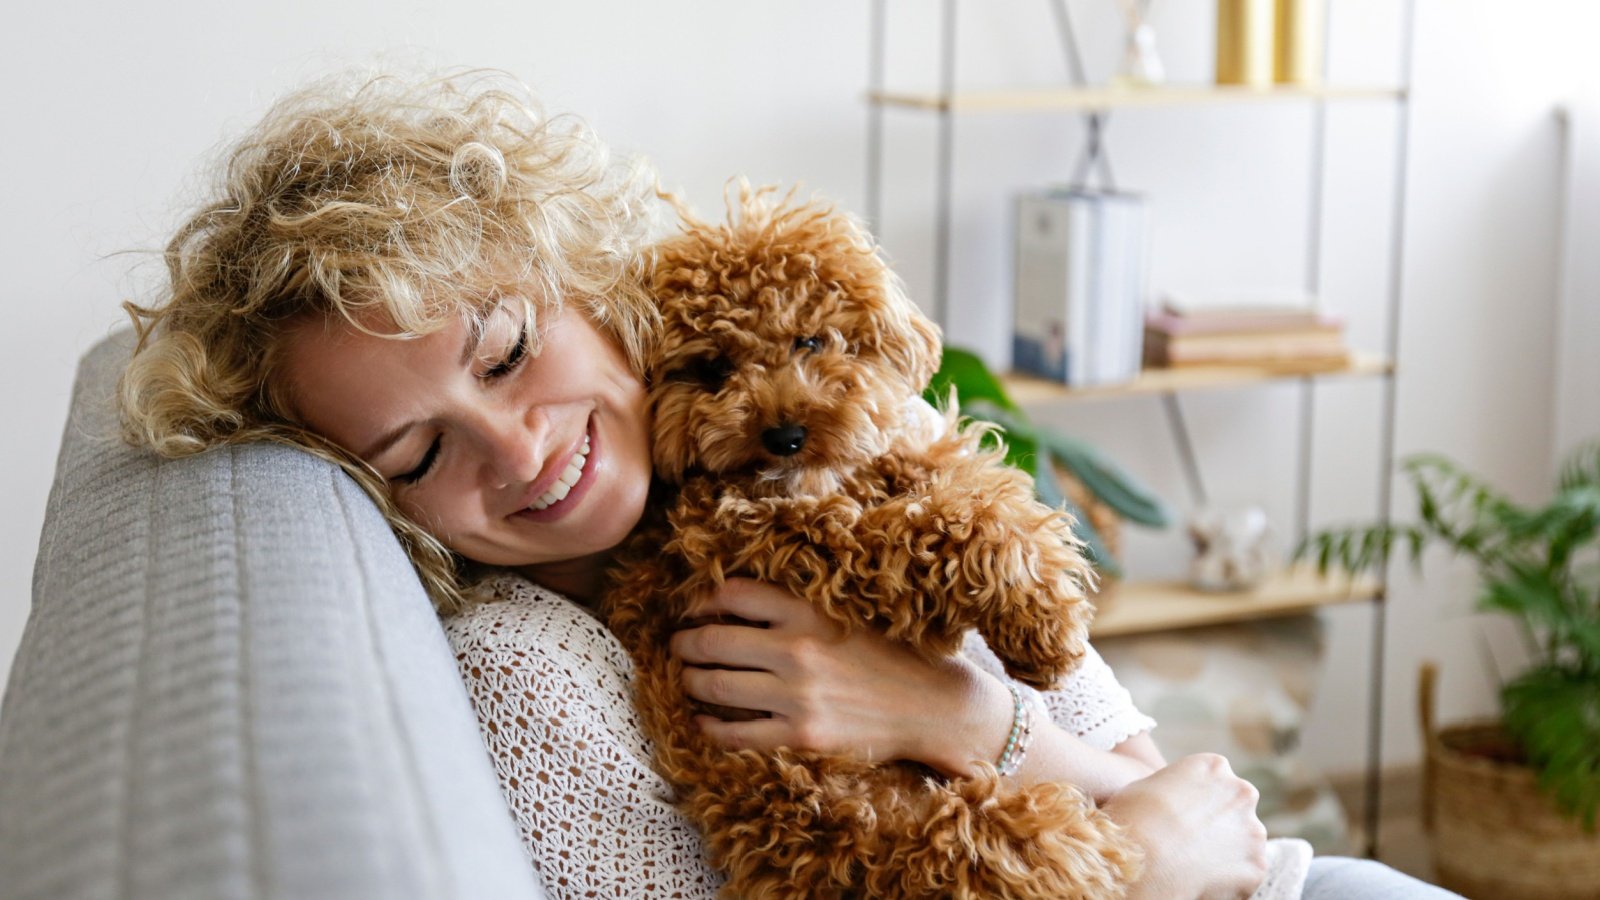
1089, 566, 1379, 639
868, 84, 1406, 113
999, 351, 1392, 405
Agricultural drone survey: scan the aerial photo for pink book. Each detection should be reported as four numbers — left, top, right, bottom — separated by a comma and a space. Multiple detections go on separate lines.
1145, 310, 1344, 337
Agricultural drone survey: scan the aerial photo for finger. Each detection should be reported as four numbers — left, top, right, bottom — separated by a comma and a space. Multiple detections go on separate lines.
684, 578, 803, 625
1182, 752, 1233, 777
1236, 778, 1261, 810
681, 665, 791, 714
694, 714, 798, 752
671, 623, 786, 669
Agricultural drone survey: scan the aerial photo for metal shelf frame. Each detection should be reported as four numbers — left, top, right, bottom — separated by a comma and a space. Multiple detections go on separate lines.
864, 0, 1417, 859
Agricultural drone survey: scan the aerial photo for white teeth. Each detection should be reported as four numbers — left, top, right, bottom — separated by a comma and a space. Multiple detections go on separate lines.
528, 436, 591, 511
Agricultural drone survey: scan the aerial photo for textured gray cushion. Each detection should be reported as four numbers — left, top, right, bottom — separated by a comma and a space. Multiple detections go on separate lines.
0, 332, 544, 900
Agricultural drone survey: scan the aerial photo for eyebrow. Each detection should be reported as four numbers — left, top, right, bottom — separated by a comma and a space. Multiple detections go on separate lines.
357, 325, 482, 465
359, 422, 416, 467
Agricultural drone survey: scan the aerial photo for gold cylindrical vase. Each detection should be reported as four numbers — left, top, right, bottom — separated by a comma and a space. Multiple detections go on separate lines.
1274, 0, 1324, 84
1216, 0, 1275, 86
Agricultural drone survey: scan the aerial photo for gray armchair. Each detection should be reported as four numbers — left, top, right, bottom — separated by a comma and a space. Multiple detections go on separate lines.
0, 333, 546, 899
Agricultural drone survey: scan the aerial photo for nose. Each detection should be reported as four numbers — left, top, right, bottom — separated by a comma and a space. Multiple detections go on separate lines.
761, 423, 807, 457
479, 407, 547, 487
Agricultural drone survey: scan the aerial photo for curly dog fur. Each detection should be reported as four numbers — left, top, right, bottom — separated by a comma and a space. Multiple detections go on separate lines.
604, 185, 1143, 898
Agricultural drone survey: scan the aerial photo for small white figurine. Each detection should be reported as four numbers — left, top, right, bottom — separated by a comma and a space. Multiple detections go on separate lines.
1188, 506, 1274, 592
1116, 0, 1166, 86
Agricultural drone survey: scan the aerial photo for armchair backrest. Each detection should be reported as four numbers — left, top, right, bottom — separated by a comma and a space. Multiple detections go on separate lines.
0, 332, 544, 900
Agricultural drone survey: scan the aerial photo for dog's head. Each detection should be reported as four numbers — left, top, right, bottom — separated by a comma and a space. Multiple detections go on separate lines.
646, 185, 942, 494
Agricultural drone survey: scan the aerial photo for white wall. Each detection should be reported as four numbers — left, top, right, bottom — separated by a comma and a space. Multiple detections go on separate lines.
1, 0, 1588, 778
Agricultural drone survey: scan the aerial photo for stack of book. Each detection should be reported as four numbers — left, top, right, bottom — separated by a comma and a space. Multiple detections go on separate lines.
1143, 294, 1349, 370
1012, 189, 1147, 387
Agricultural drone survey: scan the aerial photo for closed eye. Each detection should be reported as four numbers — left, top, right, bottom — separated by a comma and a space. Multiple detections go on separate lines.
393, 435, 442, 484
484, 328, 530, 379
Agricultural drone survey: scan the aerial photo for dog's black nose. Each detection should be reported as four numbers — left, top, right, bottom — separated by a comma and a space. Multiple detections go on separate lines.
761, 424, 808, 456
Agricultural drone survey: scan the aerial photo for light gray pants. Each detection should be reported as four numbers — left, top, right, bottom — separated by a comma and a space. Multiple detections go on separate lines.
1303, 857, 1464, 899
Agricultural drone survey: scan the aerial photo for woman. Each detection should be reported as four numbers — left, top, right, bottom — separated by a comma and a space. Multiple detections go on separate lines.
120, 71, 1456, 900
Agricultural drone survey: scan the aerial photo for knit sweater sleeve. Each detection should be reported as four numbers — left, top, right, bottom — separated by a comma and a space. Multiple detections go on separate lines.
443, 574, 723, 900
960, 631, 1157, 753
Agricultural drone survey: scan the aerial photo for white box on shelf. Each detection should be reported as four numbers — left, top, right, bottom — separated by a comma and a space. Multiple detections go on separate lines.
1012, 189, 1147, 386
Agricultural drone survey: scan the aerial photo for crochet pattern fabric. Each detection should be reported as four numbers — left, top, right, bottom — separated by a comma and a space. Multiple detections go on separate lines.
446, 575, 720, 899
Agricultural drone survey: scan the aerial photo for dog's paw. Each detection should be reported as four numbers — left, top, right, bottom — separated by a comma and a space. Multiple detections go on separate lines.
987, 622, 1084, 691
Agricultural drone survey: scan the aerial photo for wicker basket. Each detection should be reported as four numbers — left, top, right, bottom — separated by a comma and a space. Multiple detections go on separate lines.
1419, 663, 1600, 899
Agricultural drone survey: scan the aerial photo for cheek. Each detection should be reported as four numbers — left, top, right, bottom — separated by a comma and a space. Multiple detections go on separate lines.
396, 479, 479, 537
621, 400, 655, 479
811, 360, 908, 447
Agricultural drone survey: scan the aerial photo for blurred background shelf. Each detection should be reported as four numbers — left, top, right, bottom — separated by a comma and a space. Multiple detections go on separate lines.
1001, 351, 1393, 405
867, 84, 1405, 113
1090, 566, 1379, 638
866, 0, 1415, 859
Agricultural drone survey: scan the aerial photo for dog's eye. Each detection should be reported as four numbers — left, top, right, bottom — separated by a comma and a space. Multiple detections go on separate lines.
666, 355, 735, 391
793, 336, 823, 354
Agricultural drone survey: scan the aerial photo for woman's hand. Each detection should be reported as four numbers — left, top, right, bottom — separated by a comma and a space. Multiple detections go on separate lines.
669, 578, 988, 772
1101, 754, 1270, 900
670, 577, 1168, 797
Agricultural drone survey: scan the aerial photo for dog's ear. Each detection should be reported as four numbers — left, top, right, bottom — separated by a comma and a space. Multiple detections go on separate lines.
769, 196, 943, 393
649, 389, 697, 483
871, 272, 944, 393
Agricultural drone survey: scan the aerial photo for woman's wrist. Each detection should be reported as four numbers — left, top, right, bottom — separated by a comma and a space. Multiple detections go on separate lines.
899, 657, 1156, 800
906, 658, 1015, 779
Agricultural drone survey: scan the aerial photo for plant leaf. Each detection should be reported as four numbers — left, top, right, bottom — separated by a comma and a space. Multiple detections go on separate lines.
965, 401, 1169, 529
1558, 439, 1600, 492
1031, 441, 1066, 510
1478, 566, 1567, 639
962, 400, 1041, 476
1033, 427, 1170, 528
926, 346, 1036, 475
1033, 457, 1121, 574
924, 347, 1021, 415
1502, 666, 1600, 832
1293, 525, 1418, 577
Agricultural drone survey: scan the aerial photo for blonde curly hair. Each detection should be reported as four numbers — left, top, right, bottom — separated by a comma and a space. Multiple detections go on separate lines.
120, 70, 661, 614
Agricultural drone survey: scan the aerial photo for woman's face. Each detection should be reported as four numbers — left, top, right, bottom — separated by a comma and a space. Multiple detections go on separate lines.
280, 302, 653, 569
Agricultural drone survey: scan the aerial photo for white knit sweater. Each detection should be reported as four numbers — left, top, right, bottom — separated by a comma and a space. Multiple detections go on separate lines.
446, 574, 1311, 899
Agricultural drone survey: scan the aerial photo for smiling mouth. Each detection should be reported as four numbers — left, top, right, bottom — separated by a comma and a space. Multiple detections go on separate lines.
528, 432, 592, 512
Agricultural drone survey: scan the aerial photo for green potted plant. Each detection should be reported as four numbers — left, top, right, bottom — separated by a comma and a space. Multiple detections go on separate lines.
1298, 444, 1600, 898
925, 348, 1169, 576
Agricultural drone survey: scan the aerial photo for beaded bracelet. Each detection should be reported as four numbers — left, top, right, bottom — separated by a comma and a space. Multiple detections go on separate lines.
995, 682, 1035, 777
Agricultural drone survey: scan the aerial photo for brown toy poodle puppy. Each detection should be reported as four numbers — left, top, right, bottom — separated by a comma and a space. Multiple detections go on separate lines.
604, 186, 1142, 899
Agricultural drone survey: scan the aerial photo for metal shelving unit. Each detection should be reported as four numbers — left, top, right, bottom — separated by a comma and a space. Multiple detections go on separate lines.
868, 83, 1405, 112
1091, 566, 1380, 639
1001, 351, 1393, 404
865, 0, 1417, 859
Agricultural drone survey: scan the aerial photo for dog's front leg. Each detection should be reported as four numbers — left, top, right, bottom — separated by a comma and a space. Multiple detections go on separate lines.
860, 460, 1096, 690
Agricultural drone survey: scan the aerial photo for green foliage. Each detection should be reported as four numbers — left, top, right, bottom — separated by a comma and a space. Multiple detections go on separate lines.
925, 348, 1038, 473
1297, 441, 1600, 830
926, 347, 1023, 416
1032, 453, 1121, 577
1503, 667, 1600, 831
922, 347, 1170, 574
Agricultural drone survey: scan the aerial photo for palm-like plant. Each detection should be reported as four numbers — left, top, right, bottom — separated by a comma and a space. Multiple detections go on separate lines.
1298, 442, 1600, 830
924, 348, 1169, 576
